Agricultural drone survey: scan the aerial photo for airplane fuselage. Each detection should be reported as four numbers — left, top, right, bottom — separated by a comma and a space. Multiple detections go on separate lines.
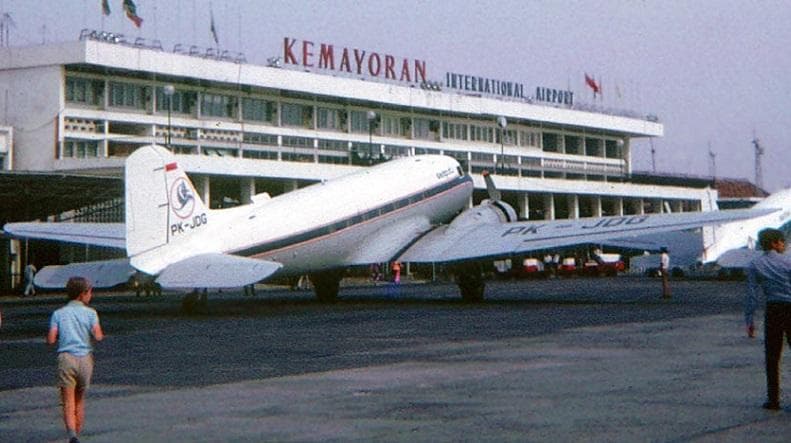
163, 155, 472, 275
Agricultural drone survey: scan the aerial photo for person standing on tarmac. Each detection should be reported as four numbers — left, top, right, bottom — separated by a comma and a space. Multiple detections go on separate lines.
47, 277, 105, 442
745, 228, 791, 411
23, 263, 37, 296
659, 247, 671, 299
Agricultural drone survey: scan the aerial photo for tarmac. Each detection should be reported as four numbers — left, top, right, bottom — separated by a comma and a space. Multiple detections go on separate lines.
2, 302, 791, 442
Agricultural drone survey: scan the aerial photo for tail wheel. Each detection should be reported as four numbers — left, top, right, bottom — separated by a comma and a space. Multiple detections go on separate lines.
309, 270, 344, 303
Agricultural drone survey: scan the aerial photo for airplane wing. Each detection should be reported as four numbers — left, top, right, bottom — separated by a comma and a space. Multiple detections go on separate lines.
3, 222, 125, 249
154, 253, 283, 289
34, 258, 136, 288
347, 215, 432, 264
399, 208, 777, 263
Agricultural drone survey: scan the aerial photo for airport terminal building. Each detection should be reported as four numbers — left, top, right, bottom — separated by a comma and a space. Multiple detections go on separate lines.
0, 31, 717, 290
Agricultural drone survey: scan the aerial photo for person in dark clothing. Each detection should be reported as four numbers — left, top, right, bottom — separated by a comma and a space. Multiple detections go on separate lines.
745, 228, 791, 411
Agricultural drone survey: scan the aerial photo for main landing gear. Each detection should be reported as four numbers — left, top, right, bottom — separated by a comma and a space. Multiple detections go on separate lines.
452, 262, 486, 302
182, 288, 208, 313
309, 269, 345, 303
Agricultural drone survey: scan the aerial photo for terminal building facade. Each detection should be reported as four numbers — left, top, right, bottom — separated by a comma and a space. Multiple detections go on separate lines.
0, 32, 717, 289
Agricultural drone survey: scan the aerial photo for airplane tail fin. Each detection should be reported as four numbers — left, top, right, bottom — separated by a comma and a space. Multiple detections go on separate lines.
125, 145, 209, 260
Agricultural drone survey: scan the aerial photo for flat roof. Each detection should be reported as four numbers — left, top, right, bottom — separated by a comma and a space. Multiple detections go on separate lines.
0, 40, 663, 138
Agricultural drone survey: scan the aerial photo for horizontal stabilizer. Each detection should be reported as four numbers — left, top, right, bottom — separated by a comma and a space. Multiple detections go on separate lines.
155, 253, 282, 288
34, 258, 136, 288
4, 222, 125, 249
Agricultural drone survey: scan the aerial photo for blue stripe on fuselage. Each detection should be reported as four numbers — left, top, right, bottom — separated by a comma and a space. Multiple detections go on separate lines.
232, 174, 473, 258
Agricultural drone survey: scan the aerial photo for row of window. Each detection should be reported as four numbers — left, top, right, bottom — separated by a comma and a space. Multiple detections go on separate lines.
67, 76, 627, 159
62, 134, 623, 180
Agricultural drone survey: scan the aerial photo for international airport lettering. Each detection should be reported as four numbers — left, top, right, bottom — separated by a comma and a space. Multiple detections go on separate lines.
170, 213, 207, 235
283, 38, 427, 84
445, 72, 525, 99
535, 86, 573, 106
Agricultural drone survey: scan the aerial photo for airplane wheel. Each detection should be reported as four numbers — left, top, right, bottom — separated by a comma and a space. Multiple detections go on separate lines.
182, 290, 208, 314
182, 292, 200, 313
453, 263, 486, 302
309, 270, 343, 303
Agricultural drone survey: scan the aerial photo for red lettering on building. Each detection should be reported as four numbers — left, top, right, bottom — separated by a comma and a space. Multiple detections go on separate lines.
283, 37, 427, 84
399, 59, 411, 82
302, 40, 314, 67
384, 55, 395, 79
339, 48, 351, 72
368, 52, 381, 77
319, 44, 335, 69
353, 49, 365, 75
414, 60, 426, 83
283, 37, 297, 65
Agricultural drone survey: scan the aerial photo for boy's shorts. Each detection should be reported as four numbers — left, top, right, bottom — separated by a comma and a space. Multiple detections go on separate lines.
56, 353, 94, 390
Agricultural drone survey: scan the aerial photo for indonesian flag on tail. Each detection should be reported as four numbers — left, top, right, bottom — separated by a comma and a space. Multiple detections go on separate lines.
584, 73, 601, 95
123, 0, 143, 27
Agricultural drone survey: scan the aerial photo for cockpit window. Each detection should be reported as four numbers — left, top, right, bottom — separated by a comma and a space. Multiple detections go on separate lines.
456, 166, 464, 176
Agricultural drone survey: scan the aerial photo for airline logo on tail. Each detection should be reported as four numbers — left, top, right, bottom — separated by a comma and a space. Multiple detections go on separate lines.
166, 163, 207, 236
170, 178, 195, 219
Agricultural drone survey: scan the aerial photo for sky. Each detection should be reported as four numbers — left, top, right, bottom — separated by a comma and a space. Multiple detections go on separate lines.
1, 0, 789, 191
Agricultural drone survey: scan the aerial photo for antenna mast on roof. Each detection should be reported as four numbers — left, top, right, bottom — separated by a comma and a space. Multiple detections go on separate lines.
649, 138, 656, 172
708, 142, 716, 178
0, 12, 15, 47
752, 134, 764, 189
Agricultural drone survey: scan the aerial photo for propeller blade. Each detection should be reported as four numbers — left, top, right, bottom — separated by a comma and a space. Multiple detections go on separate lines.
482, 170, 502, 201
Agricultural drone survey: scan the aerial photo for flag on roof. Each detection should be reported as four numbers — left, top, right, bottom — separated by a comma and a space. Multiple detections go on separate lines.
123, 0, 143, 27
210, 8, 219, 45
101, 0, 111, 16
584, 73, 601, 95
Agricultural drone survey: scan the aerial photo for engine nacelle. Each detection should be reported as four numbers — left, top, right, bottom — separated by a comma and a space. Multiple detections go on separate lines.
448, 199, 518, 230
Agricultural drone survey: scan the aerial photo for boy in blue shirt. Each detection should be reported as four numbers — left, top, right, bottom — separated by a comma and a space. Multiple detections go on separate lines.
47, 277, 104, 443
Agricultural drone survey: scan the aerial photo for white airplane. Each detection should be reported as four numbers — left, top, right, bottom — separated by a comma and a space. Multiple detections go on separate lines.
700, 189, 791, 267
615, 188, 791, 271
3, 145, 779, 302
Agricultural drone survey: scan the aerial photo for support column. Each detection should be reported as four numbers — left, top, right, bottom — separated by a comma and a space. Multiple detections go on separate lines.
655, 198, 667, 213
194, 175, 210, 207
517, 193, 529, 220
593, 196, 602, 217
568, 194, 579, 219
240, 178, 255, 204
615, 197, 624, 216
637, 198, 645, 215
543, 193, 554, 220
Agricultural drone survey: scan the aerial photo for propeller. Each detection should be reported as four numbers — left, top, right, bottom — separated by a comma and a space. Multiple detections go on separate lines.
481, 170, 502, 201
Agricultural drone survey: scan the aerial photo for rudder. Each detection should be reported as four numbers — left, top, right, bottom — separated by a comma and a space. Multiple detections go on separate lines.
125, 145, 209, 259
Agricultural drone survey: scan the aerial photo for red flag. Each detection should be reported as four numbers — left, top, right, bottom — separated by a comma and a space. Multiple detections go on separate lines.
123, 0, 143, 27
584, 73, 601, 94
